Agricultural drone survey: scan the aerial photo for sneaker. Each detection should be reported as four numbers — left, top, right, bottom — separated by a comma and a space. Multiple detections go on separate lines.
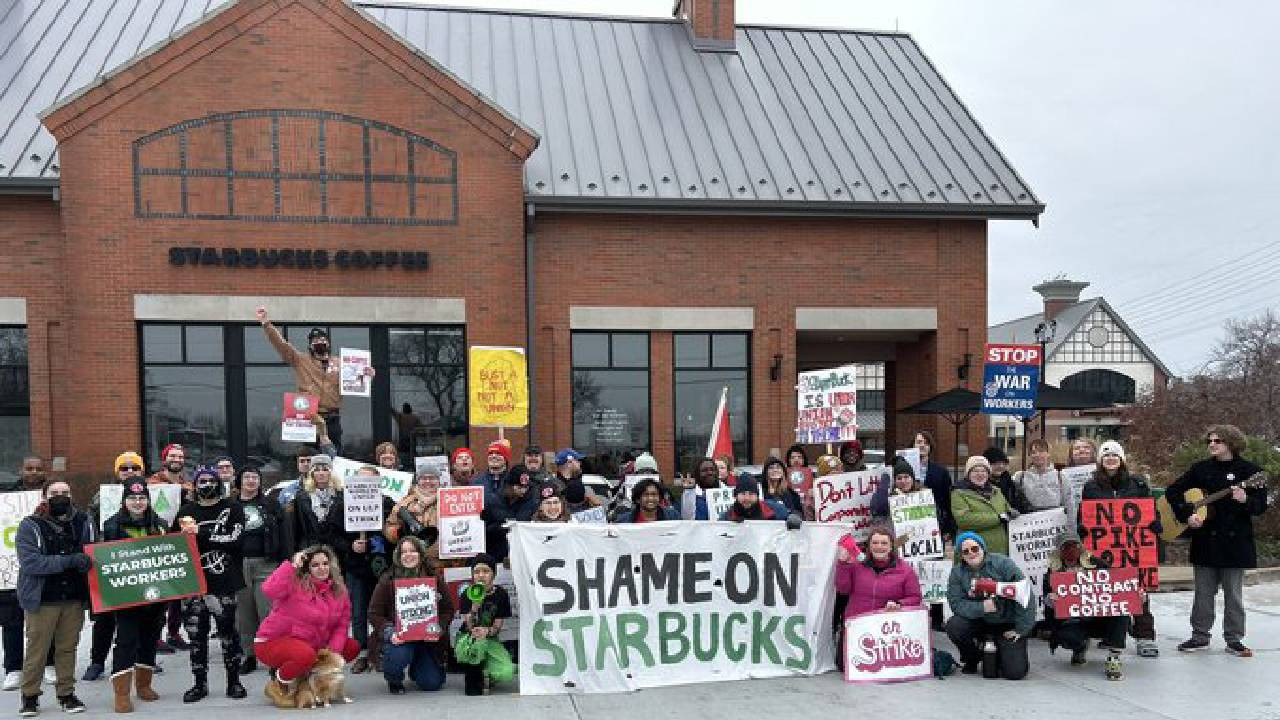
1137, 639, 1159, 657
1104, 654, 1123, 681
1177, 637, 1209, 653
42, 668, 55, 686
79, 664, 102, 683
387, 681, 406, 695
4, 671, 21, 691
1225, 641, 1254, 658
56, 694, 85, 714
155, 639, 175, 655
19, 694, 38, 717
1070, 649, 1087, 666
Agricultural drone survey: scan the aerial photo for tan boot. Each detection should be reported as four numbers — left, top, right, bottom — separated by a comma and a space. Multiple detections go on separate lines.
111, 670, 134, 713
134, 665, 159, 702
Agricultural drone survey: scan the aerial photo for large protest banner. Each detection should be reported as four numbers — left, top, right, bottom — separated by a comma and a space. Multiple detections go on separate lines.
813, 470, 879, 540
1080, 499, 1160, 589
87, 534, 206, 612
795, 366, 857, 444
0, 491, 41, 590
1050, 567, 1143, 618
510, 521, 843, 694
980, 344, 1040, 418
889, 490, 943, 560
468, 346, 529, 428
1007, 508, 1072, 617
843, 609, 933, 684
96, 484, 184, 531
332, 456, 412, 502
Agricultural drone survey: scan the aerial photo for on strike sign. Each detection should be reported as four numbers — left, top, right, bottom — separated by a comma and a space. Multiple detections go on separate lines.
843, 609, 933, 684
980, 344, 1040, 417
1080, 499, 1159, 589
1050, 567, 1143, 618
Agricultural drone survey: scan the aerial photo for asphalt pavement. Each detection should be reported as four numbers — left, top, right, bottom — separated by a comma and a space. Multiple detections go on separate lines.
14, 582, 1279, 720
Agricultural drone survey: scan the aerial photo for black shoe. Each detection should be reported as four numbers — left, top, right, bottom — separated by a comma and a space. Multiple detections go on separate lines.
182, 683, 208, 703
240, 656, 257, 674
56, 694, 85, 714
19, 695, 38, 717
1225, 641, 1254, 658
1178, 637, 1209, 653
961, 660, 980, 675
388, 681, 406, 695
226, 679, 247, 699
1070, 649, 1088, 666
79, 664, 103, 682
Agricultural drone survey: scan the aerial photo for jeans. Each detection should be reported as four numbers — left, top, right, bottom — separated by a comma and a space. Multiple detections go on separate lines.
346, 573, 373, 650
111, 604, 164, 675
237, 557, 274, 657
21, 602, 83, 698
944, 615, 1029, 680
381, 641, 445, 691
1191, 565, 1246, 643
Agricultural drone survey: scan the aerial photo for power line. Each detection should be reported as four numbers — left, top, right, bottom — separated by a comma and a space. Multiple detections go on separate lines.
1126, 264, 1280, 328
1107, 239, 1280, 313
1143, 294, 1280, 345
1115, 243, 1280, 318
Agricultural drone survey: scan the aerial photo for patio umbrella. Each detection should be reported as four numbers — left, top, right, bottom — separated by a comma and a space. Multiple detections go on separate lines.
899, 387, 981, 470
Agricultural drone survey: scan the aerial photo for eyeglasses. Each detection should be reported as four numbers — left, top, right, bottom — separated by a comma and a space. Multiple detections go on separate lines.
960, 545, 983, 556
1206, 438, 1224, 445
119, 466, 142, 472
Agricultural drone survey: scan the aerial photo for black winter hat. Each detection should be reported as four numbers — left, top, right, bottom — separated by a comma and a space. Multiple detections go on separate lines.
734, 475, 761, 497
982, 446, 1009, 464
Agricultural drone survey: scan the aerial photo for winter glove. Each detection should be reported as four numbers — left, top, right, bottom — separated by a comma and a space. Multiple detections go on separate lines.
972, 577, 998, 597
785, 513, 803, 530
70, 553, 92, 572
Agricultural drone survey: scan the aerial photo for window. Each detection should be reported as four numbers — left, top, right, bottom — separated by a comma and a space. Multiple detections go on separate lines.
1055, 307, 1145, 363
0, 328, 30, 477
674, 333, 750, 474
572, 332, 650, 477
142, 322, 466, 484
1061, 369, 1136, 405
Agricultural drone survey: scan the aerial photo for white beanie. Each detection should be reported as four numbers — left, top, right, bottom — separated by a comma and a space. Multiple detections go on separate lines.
1099, 440, 1126, 462
633, 452, 659, 474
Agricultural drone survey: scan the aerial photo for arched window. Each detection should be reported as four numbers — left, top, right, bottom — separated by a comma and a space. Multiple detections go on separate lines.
1061, 369, 1136, 405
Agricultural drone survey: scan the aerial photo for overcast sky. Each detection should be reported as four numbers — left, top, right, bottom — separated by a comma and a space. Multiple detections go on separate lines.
405, 0, 1279, 374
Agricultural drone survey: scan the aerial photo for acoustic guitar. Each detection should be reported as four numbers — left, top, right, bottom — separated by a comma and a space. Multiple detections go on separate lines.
1155, 471, 1268, 542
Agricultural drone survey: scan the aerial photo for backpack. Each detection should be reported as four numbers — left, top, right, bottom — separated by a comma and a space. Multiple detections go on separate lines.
932, 649, 957, 679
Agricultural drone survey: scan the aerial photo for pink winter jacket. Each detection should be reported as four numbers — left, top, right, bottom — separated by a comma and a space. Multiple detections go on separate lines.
255, 560, 352, 653
834, 557, 923, 618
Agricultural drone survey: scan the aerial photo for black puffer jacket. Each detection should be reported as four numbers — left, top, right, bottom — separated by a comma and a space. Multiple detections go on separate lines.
1166, 458, 1268, 568
1079, 469, 1159, 530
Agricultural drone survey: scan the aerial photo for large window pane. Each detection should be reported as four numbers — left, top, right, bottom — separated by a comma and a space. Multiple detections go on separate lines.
329, 327, 369, 354
0, 329, 28, 365
712, 333, 747, 368
674, 334, 708, 368
573, 369, 649, 477
185, 326, 223, 363
390, 369, 467, 457
244, 366, 298, 484
572, 333, 608, 368
143, 366, 227, 468
674, 370, 749, 474
244, 326, 281, 363
0, 328, 29, 481
611, 334, 648, 368
143, 325, 182, 363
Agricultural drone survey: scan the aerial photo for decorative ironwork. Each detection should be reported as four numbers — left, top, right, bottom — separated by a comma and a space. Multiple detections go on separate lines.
132, 109, 458, 225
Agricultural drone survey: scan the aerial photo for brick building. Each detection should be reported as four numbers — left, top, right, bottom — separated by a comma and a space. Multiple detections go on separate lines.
0, 0, 1042, 482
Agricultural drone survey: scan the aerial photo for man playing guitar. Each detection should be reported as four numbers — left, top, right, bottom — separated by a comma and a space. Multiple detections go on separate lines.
1166, 424, 1269, 657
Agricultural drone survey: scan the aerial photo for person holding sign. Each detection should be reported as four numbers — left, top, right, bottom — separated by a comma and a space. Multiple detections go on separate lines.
339, 467, 395, 674
84, 453, 149, 683
870, 459, 923, 519
619, 479, 679, 523
951, 456, 1016, 556
2, 457, 48, 693
256, 547, 359, 698
368, 536, 452, 694
101, 482, 169, 712
910, 431, 956, 539
1080, 441, 1160, 658
835, 524, 923, 619
173, 467, 248, 703
761, 458, 804, 516
1042, 530, 1129, 680
678, 458, 724, 520
531, 486, 570, 523
945, 532, 1034, 679
1166, 424, 1269, 657
15, 478, 92, 716
385, 470, 442, 555
455, 554, 513, 696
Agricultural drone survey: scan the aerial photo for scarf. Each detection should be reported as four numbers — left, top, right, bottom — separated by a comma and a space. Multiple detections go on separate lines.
310, 487, 335, 521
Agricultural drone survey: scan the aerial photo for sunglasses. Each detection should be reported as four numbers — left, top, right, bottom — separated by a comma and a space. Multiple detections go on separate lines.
960, 545, 983, 556
119, 466, 142, 472
1206, 438, 1224, 445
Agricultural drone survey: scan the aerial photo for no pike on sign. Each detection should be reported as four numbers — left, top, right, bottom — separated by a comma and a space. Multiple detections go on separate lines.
980, 344, 1041, 418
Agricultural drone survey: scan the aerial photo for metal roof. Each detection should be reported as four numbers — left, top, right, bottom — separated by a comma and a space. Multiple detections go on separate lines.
989, 297, 1174, 378
0, 0, 1043, 218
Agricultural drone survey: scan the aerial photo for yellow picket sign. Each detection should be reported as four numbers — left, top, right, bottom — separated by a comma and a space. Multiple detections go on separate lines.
468, 346, 529, 428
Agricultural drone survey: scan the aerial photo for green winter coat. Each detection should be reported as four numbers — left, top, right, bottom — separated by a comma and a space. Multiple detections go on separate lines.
951, 485, 1011, 556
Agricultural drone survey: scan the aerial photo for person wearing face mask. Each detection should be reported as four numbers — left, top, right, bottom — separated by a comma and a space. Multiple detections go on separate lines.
102, 482, 168, 712
368, 536, 452, 694
173, 467, 247, 703
257, 547, 359, 698
945, 531, 1033, 679
760, 457, 805, 516
1080, 440, 1161, 658
231, 466, 284, 675
678, 458, 723, 520
450, 448, 476, 487
16, 478, 92, 716
1, 457, 49, 692
289, 455, 346, 553
618, 479, 679, 523
481, 466, 537, 563
951, 456, 1016, 557
1042, 530, 1129, 680
84, 453, 150, 682
385, 470, 443, 556
257, 307, 372, 454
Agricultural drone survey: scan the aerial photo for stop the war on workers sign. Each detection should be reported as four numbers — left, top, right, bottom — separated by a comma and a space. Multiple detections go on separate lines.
510, 521, 845, 694
87, 534, 206, 613
980, 344, 1040, 417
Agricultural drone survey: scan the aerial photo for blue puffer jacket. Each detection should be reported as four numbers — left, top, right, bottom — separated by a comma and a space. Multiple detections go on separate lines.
946, 551, 1035, 636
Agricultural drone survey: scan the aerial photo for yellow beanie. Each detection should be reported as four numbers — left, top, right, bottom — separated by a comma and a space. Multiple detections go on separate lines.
114, 452, 145, 474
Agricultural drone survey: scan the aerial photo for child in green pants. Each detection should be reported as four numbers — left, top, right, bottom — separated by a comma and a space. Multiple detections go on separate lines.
457, 554, 514, 695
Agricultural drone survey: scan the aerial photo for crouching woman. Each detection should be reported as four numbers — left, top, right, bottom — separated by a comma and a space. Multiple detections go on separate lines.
368, 537, 453, 694
254, 546, 359, 694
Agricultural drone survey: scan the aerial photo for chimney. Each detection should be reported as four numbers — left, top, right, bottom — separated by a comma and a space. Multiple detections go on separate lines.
1032, 278, 1090, 323
674, 0, 736, 51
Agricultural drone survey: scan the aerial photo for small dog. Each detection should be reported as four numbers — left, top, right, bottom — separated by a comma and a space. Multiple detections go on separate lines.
262, 650, 351, 709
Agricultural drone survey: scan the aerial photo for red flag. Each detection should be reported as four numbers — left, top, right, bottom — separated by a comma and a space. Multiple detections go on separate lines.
706, 387, 734, 460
